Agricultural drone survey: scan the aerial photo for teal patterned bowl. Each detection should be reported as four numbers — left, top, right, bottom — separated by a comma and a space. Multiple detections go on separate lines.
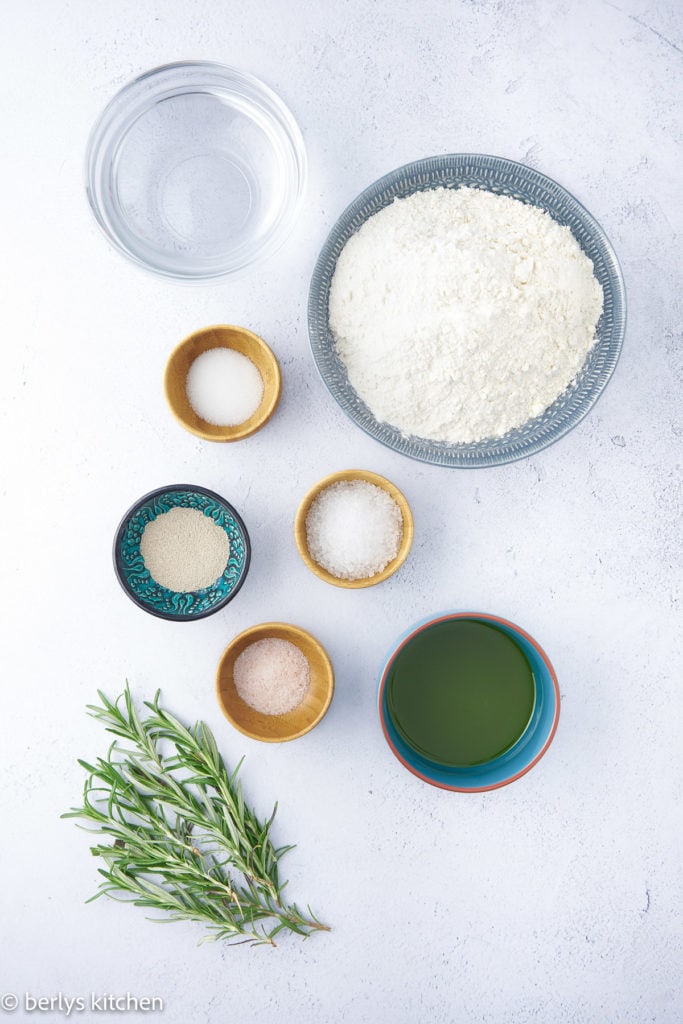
309, 153, 626, 467
113, 485, 251, 621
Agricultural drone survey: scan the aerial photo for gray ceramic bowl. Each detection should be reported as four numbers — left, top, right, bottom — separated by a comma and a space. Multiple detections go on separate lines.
308, 154, 626, 468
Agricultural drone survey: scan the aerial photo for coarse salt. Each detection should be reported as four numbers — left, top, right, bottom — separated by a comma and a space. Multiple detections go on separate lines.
186, 347, 264, 426
234, 638, 310, 716
305, 480, 403, 581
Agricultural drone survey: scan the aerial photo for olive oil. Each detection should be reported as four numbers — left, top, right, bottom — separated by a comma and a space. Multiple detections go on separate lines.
386, 618, 536, 767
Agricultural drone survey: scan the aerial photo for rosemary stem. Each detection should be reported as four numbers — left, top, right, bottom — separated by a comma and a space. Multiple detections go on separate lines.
64, 685, 329, 946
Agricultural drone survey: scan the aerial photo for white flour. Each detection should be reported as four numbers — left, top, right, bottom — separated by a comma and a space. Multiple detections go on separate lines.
329, 187, 603, 443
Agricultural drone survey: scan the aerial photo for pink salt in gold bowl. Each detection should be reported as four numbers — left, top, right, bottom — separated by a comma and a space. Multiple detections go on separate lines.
216, 622, 334, 743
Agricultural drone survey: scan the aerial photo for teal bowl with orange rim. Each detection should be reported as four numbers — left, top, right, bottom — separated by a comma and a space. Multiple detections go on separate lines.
378, 612, 560, 792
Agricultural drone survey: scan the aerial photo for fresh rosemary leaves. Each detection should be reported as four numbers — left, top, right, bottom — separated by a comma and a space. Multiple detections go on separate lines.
63, 686, 328, 946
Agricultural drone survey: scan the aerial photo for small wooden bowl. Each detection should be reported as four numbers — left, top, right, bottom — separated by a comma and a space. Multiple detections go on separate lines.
294, 469, 414, 589
164, 324, 281, 441
216, 622, 334, 743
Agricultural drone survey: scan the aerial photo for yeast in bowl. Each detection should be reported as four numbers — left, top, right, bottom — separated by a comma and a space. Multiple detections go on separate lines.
113, 484, 251, 621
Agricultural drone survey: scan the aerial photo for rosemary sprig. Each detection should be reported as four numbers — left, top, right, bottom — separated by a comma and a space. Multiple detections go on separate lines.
63, 685, 329, 946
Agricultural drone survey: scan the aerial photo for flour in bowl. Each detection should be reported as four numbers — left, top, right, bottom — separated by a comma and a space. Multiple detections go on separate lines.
329, 187, 603, 443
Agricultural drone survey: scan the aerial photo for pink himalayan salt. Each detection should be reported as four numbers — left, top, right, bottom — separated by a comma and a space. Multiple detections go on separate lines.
234, 638, 310, 716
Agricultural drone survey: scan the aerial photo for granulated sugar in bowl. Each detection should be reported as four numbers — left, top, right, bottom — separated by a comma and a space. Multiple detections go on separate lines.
185, 348, 264, 426
164, 325, 282, 443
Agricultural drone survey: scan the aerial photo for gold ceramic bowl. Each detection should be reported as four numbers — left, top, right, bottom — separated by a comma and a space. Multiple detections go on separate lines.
164, 324, 281, 441
215, 622, 334, 743
294, 469, 414, 589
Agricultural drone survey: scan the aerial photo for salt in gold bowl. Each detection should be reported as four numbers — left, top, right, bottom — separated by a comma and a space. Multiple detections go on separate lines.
215, 622, 334, 743
294, 469, 414, 589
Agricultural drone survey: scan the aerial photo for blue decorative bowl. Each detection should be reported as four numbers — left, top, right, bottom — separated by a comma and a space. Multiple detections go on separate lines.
378, 612, 560, 791
113, 485, 251, 621
308, 154, 626, 467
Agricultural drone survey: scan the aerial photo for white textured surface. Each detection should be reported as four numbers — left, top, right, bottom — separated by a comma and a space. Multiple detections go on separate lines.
1, 2, 681, 1022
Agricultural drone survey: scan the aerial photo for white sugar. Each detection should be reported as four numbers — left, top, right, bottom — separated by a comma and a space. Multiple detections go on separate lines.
186, 347, 264, 426
305, 480, 403, 581
234, 638, 310, 716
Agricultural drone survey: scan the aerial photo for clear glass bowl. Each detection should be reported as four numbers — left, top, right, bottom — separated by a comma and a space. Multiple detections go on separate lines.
86, 62, 307, 280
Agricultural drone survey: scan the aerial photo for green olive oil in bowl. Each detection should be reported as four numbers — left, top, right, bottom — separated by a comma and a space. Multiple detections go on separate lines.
385, 618, 536, 767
